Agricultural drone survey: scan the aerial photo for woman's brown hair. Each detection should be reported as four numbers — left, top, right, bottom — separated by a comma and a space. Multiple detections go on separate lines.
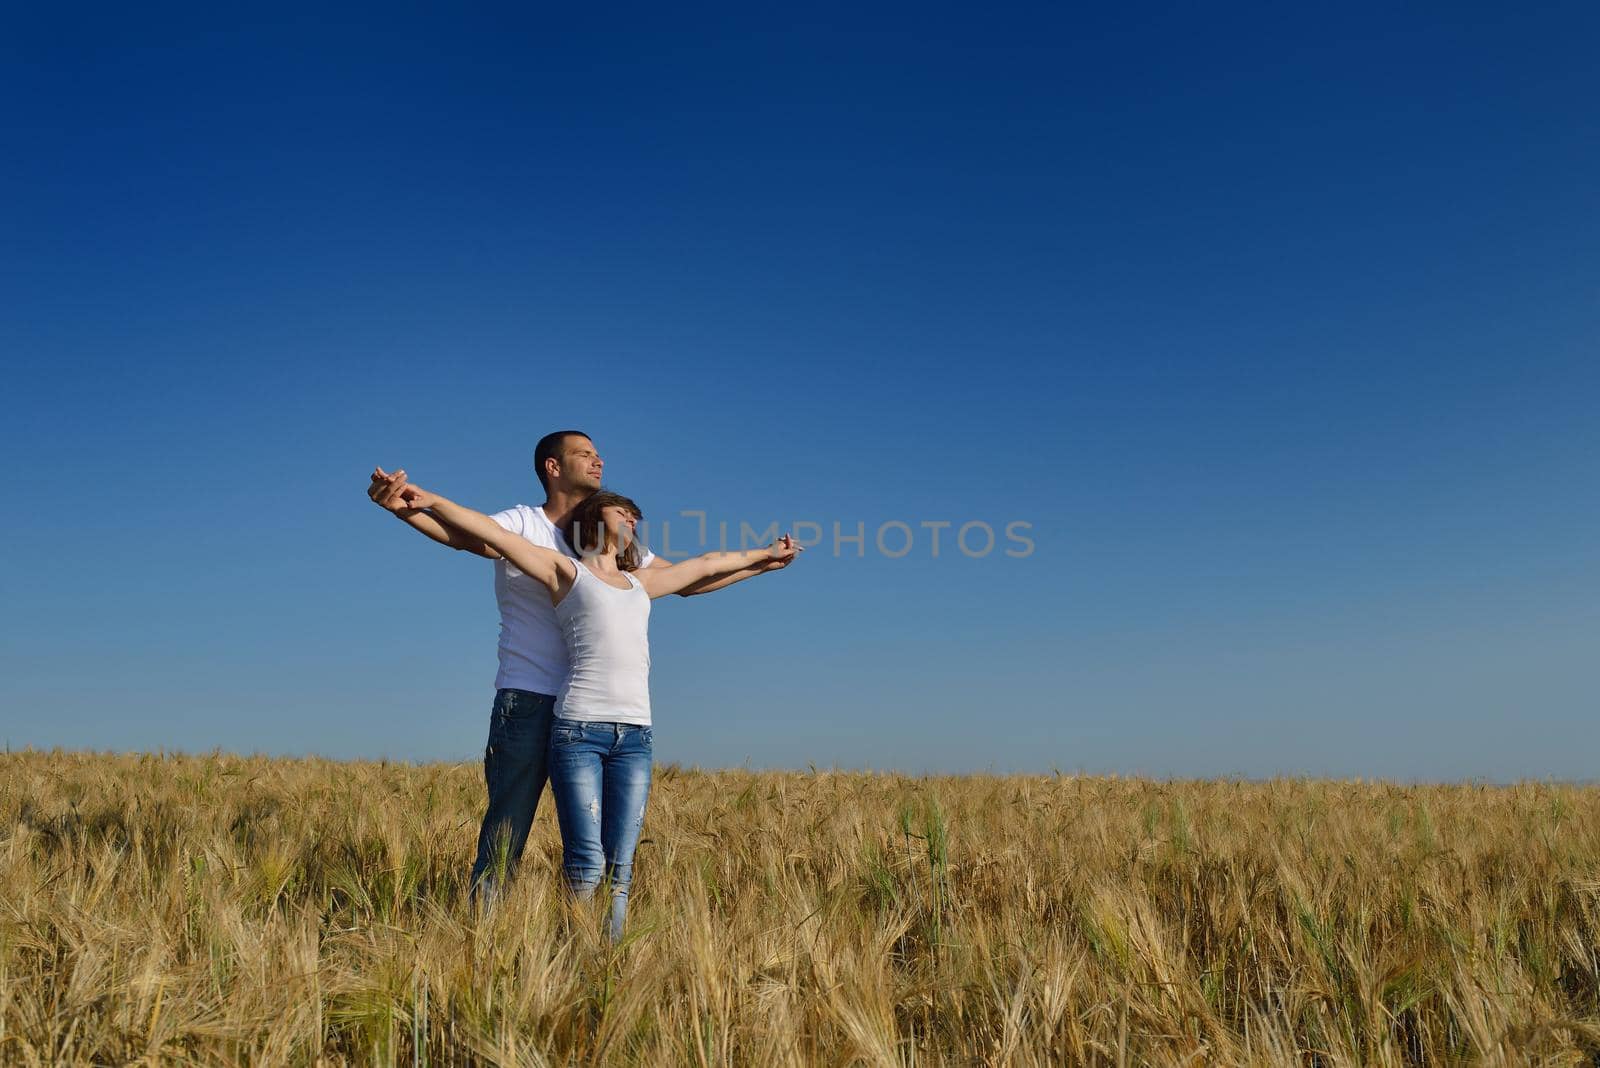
562, 489, 646, 571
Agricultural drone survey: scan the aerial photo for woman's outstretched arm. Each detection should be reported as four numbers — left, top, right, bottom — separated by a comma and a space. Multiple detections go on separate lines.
634, 536, 801, 599
398, 484, 575, 589
367, 467, 501, 558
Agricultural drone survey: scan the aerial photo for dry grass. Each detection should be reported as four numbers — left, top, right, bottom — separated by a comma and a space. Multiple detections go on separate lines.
3, 750, 1600, 1065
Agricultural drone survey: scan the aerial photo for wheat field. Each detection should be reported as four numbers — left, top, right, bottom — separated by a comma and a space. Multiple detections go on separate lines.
3, 750, 1599, 1066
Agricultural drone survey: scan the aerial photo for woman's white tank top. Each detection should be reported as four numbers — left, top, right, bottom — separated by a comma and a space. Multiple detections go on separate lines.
553, 563, 653, 724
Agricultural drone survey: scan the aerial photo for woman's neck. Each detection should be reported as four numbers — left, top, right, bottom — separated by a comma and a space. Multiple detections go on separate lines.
584, 550, 621, 574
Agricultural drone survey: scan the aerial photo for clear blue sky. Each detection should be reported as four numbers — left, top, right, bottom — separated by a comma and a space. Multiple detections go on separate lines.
3, 4, 1596, 779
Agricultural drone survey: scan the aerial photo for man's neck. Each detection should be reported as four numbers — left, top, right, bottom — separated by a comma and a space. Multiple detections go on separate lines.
540, 487, 586, 527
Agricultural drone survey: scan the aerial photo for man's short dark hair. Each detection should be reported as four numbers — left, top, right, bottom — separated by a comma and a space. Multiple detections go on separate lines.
533, 430, 589, 493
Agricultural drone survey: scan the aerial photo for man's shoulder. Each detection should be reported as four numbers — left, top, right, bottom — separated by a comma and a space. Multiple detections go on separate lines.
498, 504, 563, 548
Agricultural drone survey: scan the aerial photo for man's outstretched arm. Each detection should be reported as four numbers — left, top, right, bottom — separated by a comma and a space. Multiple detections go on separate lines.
634, 538, 798, 599
367, 467, 501, 559
646, 554, 794, 597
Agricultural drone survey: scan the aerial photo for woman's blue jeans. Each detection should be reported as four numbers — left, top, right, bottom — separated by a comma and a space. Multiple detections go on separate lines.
547, 718, 653, 940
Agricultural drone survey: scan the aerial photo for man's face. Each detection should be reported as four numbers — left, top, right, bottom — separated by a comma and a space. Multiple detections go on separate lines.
555, 436, 604, 492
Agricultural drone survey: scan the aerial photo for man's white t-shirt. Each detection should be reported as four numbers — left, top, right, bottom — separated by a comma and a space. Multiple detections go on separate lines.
489, 504, 656, 695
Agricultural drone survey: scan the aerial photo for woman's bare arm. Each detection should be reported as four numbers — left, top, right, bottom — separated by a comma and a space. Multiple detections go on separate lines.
398, 485, 575, 589
368, 467, 500, 558
634, 536, 800, 599
642, 554, 794, 597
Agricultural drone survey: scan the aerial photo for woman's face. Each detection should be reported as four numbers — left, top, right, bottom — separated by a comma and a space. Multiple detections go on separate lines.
601, 504, 639, 550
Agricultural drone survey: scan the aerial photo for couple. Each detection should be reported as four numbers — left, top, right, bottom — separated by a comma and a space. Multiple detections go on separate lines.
368, 430, 799, 938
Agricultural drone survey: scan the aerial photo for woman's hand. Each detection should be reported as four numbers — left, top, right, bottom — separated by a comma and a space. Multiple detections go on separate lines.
368, 467, 411, 513
766, 534, 802, 564
398, 484, 441, 511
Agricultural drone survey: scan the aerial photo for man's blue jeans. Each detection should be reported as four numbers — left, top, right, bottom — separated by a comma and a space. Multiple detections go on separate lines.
469, 689, 556, 902
547, 718, 653, 940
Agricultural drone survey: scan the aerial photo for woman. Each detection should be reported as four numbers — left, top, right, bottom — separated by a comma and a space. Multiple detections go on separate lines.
398, 482, 799, 938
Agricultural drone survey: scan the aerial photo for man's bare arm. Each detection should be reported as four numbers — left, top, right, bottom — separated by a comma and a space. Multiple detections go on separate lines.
368, 468, 501, 559
401, 485, 573, 588
672, 557, 790, 596
643, 553, 794, 597
634, 539, 797, 599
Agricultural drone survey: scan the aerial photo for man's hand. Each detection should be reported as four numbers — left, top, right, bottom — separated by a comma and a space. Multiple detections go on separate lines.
364, 465, 500, 558
368, 467, 413, 514
669, 533, 801, 597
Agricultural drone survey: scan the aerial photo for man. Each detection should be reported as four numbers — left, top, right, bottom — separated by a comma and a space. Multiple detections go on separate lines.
367, 430, 785, 901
